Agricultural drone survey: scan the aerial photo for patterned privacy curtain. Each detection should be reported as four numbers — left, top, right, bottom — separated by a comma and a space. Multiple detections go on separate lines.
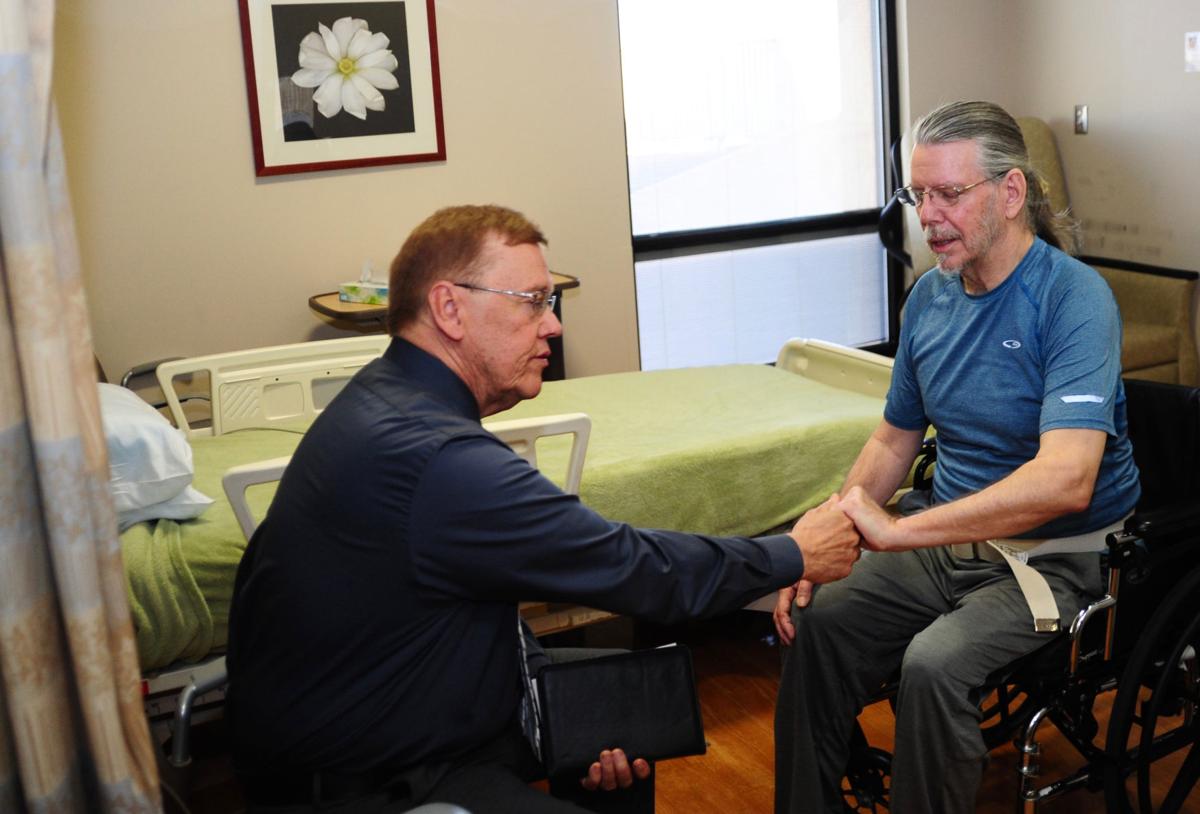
0, 0, 160, 811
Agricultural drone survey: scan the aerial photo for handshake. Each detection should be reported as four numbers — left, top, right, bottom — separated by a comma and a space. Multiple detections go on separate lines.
775, 487, 898, 645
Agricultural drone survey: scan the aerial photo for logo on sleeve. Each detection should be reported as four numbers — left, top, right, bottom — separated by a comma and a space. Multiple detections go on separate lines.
1002, 339, 1022, 349
1061, 394, 1105, 404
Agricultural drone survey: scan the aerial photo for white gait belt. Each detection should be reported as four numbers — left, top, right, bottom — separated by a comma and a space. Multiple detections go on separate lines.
949, 516, 1129, 633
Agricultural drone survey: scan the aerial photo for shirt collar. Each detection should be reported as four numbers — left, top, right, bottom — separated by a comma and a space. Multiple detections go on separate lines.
383, 336, 481, 422
957, 236, 1046, 300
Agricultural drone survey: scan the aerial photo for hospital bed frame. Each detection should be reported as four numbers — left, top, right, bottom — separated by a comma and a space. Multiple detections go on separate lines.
774, 337, 893, 399
156, 335, 392, 438
154, 334, 894, 438
143, 336, 389, 762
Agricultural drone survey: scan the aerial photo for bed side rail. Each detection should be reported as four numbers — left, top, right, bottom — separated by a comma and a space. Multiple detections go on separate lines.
222, 456, 293, 541
157, 335, 391, 439
483, 413, 591, 496
218, 413, 592, 540
775, 338, 894, 399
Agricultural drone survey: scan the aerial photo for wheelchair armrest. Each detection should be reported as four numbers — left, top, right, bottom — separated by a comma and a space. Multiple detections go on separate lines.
1094, 501, 1200, 667
1106, 527, 1149, 575
912, 436, 937, 492
1122, 500, 1200, 541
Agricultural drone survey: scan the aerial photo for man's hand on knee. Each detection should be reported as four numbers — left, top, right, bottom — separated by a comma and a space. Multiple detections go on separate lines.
580, 748, 651, 792
773, 583, 798, 644
774, 579, 817, 645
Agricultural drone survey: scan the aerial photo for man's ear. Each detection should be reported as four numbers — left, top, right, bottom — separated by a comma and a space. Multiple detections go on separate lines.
1003, 168, 1028, 220
427, 281, 466, 341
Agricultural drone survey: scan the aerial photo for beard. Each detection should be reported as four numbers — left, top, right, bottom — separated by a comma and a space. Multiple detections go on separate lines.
925, 195, 1004, 275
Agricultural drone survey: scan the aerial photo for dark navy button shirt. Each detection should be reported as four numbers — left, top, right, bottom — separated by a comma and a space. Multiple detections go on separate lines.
227, 337, 804, 776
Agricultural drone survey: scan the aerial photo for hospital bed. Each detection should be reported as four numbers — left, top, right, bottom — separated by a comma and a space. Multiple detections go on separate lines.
123, 334, 892, 763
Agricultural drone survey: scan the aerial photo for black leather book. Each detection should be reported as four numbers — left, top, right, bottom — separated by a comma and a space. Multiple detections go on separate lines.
536, 645, 706, 778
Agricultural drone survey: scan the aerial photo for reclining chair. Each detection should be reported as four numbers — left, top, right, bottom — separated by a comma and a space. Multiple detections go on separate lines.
842, 377, 1200, 813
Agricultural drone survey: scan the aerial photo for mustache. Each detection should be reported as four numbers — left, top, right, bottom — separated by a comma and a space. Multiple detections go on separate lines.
925, 227, 961, 244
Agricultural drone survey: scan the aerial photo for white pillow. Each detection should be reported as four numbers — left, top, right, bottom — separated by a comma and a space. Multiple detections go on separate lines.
98, 382, 195, 513
116, 485, 214, 532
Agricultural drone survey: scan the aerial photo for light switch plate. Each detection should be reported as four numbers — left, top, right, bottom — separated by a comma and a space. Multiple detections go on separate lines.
1074, 105, 1089, 134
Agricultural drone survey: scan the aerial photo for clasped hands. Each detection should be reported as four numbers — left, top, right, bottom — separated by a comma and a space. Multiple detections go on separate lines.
774, 486, 899, 645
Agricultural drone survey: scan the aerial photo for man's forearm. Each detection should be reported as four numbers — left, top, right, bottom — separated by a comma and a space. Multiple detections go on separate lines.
880, 429, 1106, 548
841, 420, 925, 505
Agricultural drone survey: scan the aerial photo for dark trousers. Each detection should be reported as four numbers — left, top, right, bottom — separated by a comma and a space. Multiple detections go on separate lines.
774, 547, 1099, 814
433, 725, 654, 814
246, 723, 654, 814
245, 647, 654, 814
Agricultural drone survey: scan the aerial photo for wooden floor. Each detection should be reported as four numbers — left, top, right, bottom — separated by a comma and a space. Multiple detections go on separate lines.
178, 612, 1198, 813
653, 612, 1199, 814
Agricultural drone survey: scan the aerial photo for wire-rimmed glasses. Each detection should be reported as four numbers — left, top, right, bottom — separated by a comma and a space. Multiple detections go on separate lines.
894, 170, 1008, 208
454, 282, 558, 316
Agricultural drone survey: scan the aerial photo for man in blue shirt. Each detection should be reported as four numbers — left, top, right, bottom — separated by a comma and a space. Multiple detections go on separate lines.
773, 101, 1140, 814
227, 205, 861, 813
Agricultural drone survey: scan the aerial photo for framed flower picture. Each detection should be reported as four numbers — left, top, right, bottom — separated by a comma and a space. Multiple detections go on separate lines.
238, 0, 445, 176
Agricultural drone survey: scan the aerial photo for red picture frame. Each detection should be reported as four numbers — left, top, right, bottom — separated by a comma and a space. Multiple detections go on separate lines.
238, 0, 446, 176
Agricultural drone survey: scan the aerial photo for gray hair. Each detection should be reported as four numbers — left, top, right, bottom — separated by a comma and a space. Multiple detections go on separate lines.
914, 101, 1080, 253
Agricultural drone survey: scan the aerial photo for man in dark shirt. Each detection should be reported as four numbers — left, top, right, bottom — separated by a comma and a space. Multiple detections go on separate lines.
227, 204, 861, 813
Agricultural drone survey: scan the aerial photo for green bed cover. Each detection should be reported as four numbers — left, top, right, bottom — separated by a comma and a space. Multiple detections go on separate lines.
496, 364, 884, 536
122, 427, 305, 670
124, 363, 883, 670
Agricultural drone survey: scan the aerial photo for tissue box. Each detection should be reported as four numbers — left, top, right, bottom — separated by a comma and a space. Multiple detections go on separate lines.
338, 282, 389, 305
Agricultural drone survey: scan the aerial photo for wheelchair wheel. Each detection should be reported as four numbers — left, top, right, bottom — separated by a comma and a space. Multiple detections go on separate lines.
1104, 562, 1200, 814
842, 745, 891, 812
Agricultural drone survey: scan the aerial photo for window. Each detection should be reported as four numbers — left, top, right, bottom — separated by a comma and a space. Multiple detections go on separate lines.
618, 0, 900, 370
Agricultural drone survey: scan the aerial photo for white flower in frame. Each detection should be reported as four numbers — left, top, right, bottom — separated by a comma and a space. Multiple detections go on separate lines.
291, 17, 401, 121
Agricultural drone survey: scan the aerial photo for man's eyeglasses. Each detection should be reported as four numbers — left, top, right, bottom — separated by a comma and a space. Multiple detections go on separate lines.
454, 283, 558, 315
894, 170, 1009, 209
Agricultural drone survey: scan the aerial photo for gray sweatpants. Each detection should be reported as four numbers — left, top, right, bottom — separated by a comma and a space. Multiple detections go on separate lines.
774, 546, 1101, 814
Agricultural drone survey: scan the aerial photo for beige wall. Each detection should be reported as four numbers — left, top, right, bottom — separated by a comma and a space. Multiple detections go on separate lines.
57, 1, 1200, 381
1002, 0, 1200, 272
903, 0, 1200, 346
900, 0, 1023, 129
55, 0, 639, 382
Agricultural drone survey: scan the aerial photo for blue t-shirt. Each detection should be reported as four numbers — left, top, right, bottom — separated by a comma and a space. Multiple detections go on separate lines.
885, 238, 1140, 538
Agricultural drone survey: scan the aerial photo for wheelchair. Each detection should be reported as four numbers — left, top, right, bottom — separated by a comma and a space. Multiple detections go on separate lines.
842, 377, 1200, 813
